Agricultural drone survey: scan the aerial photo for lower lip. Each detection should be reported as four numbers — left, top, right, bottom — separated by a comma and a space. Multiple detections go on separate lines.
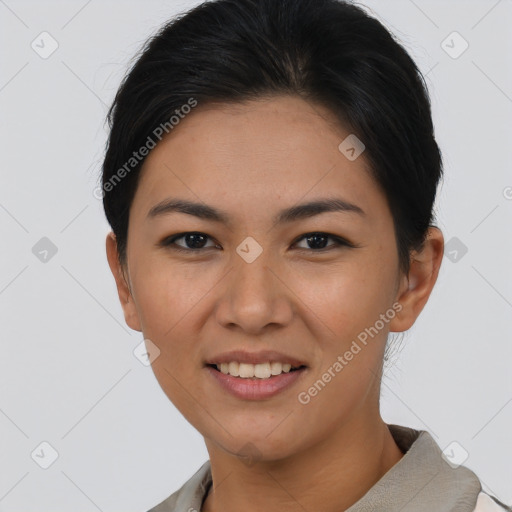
205, 366, 307, 400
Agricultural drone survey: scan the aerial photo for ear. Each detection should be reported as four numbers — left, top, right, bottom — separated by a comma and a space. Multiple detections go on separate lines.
105, 232, 142, 332
389, 227, 444, 332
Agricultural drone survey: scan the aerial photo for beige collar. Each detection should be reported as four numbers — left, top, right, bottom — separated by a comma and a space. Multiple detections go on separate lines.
149, 424, 482, 512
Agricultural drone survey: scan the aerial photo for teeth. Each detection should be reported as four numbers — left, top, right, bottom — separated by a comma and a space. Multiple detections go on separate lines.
270, 362, 282, 375
214, 361, 300, 379
228, 361, 239, 377
239, 363, 255, 378
254, 362, 271, 379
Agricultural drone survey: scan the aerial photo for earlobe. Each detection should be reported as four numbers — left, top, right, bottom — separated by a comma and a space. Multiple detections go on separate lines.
105, 232, 142, 332
389, 227, 444, 332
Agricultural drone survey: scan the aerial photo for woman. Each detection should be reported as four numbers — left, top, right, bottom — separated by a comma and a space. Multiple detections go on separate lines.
100, 0, 510, 510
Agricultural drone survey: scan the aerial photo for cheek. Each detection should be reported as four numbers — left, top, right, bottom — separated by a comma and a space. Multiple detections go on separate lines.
130, 259, 223, 391
131, 256, 214, 335
293, 268, 393, 423
134, 263, 205, 418
291, 254, 398, 344
288, 252, 397, 411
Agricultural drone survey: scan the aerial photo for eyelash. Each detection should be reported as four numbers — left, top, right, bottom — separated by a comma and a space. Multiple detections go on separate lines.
159, 231, 355, 254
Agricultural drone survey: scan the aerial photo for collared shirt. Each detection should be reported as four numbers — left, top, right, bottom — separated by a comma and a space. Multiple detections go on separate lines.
147, 424, 510, 512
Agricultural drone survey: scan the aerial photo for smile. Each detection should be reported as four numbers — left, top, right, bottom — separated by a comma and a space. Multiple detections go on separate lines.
206, 363, 308, 400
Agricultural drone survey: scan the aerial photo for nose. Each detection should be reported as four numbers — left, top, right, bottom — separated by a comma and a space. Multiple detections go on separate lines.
214, 254, 294, 335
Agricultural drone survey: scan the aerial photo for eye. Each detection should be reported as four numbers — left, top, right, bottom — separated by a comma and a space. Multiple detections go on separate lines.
160, 232, 220, 252
292, 232, 353, 251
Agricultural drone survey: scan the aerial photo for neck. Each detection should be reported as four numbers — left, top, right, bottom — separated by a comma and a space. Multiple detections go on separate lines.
202, 414, 404, 512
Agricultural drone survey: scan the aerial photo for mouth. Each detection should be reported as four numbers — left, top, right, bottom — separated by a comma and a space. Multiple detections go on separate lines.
205, 359, 308, 400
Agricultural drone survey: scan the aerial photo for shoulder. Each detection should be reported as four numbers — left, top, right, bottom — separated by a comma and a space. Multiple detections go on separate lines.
146, 460, 212, 512
385, 425, 511, 512
473, 492, 512, 512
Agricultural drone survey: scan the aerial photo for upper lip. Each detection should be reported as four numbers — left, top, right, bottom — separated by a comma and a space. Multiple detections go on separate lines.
205, 350, 307, 367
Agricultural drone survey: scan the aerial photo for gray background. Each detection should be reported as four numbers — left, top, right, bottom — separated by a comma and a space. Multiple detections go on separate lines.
0, 0, 511, 510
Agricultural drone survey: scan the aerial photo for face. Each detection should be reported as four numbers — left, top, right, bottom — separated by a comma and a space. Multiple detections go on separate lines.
108, 95, 415, 462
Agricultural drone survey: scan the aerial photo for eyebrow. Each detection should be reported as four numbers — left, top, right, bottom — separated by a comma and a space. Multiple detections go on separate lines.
147, 197, 365, 225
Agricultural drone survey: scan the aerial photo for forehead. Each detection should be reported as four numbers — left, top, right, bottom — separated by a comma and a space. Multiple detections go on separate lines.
130, 95, 386, 225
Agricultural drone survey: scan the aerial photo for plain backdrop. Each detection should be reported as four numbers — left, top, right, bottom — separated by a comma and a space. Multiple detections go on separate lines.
0, 0, 511, 510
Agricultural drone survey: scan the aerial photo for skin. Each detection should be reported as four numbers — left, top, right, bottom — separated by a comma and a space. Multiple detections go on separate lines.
106, 95, 444, 512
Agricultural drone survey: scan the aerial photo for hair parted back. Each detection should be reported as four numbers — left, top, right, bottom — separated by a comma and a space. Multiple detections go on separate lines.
101, 0, 443, 274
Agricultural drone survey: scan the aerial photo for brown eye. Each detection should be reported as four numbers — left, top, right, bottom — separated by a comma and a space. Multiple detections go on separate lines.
293, 232, 352, 251
161, 232, 219, 252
